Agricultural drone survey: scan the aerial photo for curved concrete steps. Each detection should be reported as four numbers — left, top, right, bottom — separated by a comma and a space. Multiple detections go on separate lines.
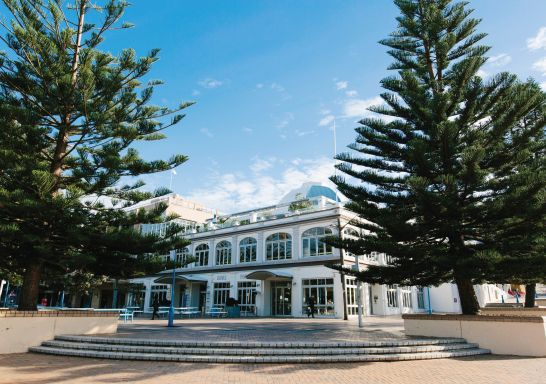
29, 335, 490, 363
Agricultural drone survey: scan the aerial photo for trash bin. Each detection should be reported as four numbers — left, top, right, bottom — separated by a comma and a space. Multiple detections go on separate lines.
226, 305, 240, 318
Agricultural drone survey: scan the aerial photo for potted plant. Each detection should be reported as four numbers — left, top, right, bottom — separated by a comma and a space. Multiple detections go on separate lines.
225, 297, 240, 318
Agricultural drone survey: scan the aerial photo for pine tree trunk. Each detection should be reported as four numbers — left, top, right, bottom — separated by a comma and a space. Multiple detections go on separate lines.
18, 262, 43, 311
455, 277, 480, 315
525, 283, 536, 308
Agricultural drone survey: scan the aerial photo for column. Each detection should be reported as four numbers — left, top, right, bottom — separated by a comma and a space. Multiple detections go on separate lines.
256, 232, 264, 263
232, 235, 239, 265
208, 240, 215, 267
143, 281, 152, 309
292, 227, 301, 259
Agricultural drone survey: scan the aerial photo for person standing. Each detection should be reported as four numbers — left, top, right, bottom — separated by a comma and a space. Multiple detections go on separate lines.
151, 297, 159, 320
307, 296, 316, 318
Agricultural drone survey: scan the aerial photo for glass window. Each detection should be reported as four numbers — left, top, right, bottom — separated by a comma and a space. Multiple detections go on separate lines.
401, 286, 412, 308
345, 277, 358, 315
176, 247, 191, 268
302, 227, 333, 257
417, 287, 425, 309
237, 281, 257, 314
213, 282, 230, 307
266, 233, 292, 261
302, 278, 335, 316
239, 237, 257, 263
150, 284, 169, 306
195, 244, 209, 267
215, 240, 232, 265
387, 285, 398, 308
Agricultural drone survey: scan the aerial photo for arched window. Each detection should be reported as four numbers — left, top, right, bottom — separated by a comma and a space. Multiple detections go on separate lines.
195, 244, 209, 267
176, 247, 191, 268
266, 232, 292, 261
239, 237, 257, 263
302, 227, 333, 257
215, 240, 232, 265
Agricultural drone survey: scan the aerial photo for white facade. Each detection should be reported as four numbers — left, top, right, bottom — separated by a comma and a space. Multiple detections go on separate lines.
129, 188, 430, 318
127, 185, 505, 317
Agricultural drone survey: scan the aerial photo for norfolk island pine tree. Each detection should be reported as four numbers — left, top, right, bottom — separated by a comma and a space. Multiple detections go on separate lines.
0, 0, 193, 310
328, 0, 546, 314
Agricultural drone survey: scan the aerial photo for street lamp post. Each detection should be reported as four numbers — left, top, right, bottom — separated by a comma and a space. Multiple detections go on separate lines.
168, 250, 176, 328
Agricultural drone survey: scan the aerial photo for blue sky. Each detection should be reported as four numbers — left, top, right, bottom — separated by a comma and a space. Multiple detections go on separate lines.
6, 1, 546, 213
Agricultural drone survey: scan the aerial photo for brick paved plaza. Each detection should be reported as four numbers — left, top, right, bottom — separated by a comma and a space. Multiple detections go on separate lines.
1, 317, 545, 383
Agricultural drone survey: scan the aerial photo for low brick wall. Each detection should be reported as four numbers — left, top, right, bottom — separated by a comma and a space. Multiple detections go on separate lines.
0, 310, 119, 354
537, 298, 546, 307
480, 307, 546, 317
403, 314, 546, 357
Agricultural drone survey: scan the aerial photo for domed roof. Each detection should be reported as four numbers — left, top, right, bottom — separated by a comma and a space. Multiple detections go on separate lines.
279, 182, 340, 205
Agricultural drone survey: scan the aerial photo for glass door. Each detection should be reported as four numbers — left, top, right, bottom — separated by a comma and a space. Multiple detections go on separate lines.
271, 281, 292, 316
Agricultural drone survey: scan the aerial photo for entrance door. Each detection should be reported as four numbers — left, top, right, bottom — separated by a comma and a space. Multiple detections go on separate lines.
271, 281, 292, 316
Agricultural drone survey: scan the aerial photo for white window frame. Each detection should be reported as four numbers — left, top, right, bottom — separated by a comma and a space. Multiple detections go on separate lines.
387, 285, 398, 308
345, 277, 358, 316
237, 281, 257, 314
266, 233, 292, 261
239, 237, 257, 263
215, 240, 232, 266
195, 244, 209, 267
213, 282, 230, 306
176, 247, 191, 268
401, 286, 412, 308
302, 227, 333, 257
302, 278, 335, 316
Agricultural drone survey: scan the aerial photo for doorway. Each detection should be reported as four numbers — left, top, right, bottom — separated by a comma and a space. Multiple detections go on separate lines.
271, 281, 292, 316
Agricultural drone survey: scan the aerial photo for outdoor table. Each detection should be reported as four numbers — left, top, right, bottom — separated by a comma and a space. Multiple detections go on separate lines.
175, 307, 200, 318
205, 307, 227, 318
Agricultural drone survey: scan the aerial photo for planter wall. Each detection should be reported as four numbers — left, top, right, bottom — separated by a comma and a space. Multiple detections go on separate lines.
403, 314, 546, 357
480, 307, 546, 316
0, 310, 119, 354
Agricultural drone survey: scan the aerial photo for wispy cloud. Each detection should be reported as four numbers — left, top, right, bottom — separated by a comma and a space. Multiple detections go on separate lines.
256, 83, 264, 89
540, 82, 546, 91
343, 96, 384, 118
242, 127, 253, 133
295, 129, 315, 137
488, 53, 512, 67
527, 27, 546, 51
318, 114, 335, 127
336, 81, 348, 90
185, 157, 337, 212
198, 78, 224, 89
250, 157, 276, 173
345, 90, 358, 97
271, 83, 285, 92
192, 89, 201, 96
276, 112, 294, 129
200, 128, 214, 138
533, 57, 546, 75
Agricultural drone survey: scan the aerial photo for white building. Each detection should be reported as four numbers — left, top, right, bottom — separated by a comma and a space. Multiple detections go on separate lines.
127, 184, 504, 318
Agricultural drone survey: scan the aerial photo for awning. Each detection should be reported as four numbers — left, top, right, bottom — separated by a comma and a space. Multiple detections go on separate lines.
245, 270, 292, 281
153, 273, 208, 284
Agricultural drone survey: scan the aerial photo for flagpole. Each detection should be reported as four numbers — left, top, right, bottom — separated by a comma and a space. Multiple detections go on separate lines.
333, 118, 339, 203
